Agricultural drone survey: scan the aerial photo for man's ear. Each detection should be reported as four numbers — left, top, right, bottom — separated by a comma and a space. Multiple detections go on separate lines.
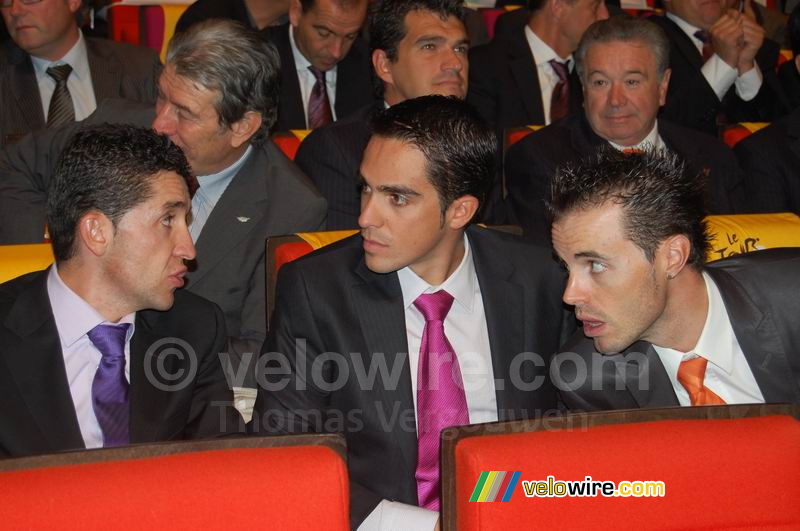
229, 111, 263, 148
446, 195, 480, 230
67, 0, 82, 15
662, 234, 692, 279
288, 0, 303, 27
77, 211, 114, 258
372, 49, 394, 85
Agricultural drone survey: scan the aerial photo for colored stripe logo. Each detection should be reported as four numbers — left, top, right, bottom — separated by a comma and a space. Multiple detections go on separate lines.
469, 471, 521, 502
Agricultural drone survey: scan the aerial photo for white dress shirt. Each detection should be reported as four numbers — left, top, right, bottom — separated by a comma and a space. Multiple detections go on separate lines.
607, 121, 666, 152
360, 234, 498, 531
289, 26, 338, 127
666, 13, 762, 101
30, 31, 98, 122
524, 25, 574, 125
46, 265, 136, 449
653, 272, 765, 405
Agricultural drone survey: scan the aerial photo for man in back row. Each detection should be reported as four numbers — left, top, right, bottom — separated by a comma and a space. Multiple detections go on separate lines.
0, 20, 326, 415
295, 0, 469, 229
0, 124, 240, 458
252, 96, 574, 530
550, 149, 800, 410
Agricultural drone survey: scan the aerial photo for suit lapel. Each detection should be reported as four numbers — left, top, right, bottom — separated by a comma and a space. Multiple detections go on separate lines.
466, 228, 525, 418
85, 38, 121, 102
275, 24, 306, 129
620, 342, 680, 408
6, 46, 46, 131
189, 150, 267, 285
571, 113, 608, 152
709, 267, 800, 404
2, 271, 84, 451
350, 258, 418, 479
509, 33, 546, 125
661, 17, 704, 70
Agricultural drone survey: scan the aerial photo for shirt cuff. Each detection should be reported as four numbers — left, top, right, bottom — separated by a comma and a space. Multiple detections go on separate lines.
358, 500, 439, 531
702, 54, 738, 100
734, 63, 763, 101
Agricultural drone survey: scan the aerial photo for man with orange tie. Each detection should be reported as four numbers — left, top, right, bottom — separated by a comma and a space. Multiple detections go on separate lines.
251, 95, 573, 530
549, 148, 800, 411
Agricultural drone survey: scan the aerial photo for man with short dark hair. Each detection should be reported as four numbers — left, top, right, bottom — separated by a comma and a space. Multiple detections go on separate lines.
262, 0, 374, 130
0, 0, 160, 145
0, 124, 241, 458
251, 96, 572, 529
505, 16, 745, 240
0, 19, 327, 418
549, 148, 800, 411
295, 0, 469, 229
467, 0, 608, 137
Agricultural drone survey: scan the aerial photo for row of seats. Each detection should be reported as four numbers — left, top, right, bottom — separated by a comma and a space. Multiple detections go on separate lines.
1, 404, 797, 529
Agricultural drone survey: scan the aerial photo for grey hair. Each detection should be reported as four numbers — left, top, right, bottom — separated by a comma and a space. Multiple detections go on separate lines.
166, 19, 281, 144
575, 15, 670, 84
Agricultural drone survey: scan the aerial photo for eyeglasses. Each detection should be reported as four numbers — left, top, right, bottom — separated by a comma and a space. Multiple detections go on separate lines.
1, 0, 44, 7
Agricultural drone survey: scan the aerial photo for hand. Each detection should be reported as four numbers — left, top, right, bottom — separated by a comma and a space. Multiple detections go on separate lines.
709, 10, 744, 68
737, 2, 764, 74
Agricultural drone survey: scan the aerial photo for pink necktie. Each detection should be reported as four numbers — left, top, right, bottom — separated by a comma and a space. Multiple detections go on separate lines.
413, 290, 469, 511
307, 66, 332, 129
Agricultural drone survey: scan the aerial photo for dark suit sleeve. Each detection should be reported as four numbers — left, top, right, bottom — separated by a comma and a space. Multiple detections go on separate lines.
504, 135, 557, 241
778, 60, 800, 111
466, 44, 498, 131
734, 125, 795, 213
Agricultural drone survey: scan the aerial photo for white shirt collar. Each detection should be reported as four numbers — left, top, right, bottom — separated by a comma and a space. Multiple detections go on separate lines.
524, 25, 572, 68
608, 120, 665, 152
47, 265, 135, 349
30, 30, 91, 83
288, 24, 312, 71
666, 12, 705, 45
397, 233, 476, 313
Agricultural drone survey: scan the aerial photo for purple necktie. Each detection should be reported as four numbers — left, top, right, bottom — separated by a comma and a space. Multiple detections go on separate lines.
548, 59, 570, 124
88, 323, 131, 447
307, 66, 333, 129
413, 290, 469, 511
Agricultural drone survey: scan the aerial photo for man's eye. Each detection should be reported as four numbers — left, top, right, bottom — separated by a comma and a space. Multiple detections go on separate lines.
317, 29, 331, 38
626, 79, 640, 87
454, 44, 468, 54
421, 43, 436, 50
590, 261, 606, 273
161, 215, 174, 227
359, 183, 371, 195
591, 79, 607, 87
390, 193, 408, 206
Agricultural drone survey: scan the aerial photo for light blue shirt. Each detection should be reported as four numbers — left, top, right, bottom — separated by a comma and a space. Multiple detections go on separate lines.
30, 31, 97, 122
46, 265, 135, 449
190, 145, 253, 243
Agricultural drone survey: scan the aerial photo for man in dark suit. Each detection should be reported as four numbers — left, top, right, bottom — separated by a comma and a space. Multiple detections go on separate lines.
251, 96, 573, 530
652, 0, 790, 136
0, 0, 160, 145
734, 106, 800, 215
467, 0, 608, 138
175, 0, 289, 33
505, 16, 745, 241
0, 20, 327, 420
294, 0, 469, 229
0, 124, 241, 458
548, 149, 800, 411
261, 0, 374, 131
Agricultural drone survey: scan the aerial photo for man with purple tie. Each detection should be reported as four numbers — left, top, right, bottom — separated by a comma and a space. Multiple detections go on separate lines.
0, 124, 241, 458
250, 95, 573, 530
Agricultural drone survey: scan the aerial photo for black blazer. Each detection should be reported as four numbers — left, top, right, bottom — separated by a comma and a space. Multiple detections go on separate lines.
504, 113, 747, 240
0, 269, 243, 458
734, 106, 800, 215
651, 15, 791, 136
175, 0, 254, 34
294, 102, 378, 230
251, 226, 574, 528
262, 23, 376, 131
554, 248, 800, 411
467, 26, 583, 138
0, 37, 160, 146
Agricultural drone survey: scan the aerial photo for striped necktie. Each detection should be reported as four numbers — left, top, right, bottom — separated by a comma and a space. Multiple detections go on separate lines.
46, 64, 76, 128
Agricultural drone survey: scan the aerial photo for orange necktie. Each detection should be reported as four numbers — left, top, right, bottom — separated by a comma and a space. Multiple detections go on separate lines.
677, 356, 726, 406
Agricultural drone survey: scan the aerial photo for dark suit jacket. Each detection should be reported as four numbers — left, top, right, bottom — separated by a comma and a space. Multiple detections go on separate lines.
294, 102, 378, 230
504, 113, 747, 239
0, 37, 160, 146
778, 60, 800, 110
175, 0, 254, 33
467, 26, 583, 139
0, 269, 242, 458
262, 23, 376, 131
0, 98, 327, 388
554, 248, 800, 411
734, 106, 800, 215
250, 226, 575, 527
652, 15, 791, 136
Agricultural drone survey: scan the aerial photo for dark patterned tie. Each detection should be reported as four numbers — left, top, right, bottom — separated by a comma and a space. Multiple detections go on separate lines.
46, 64, 75, 128
694, 30, 714, 63
88, 323, 131, 447
548, 59, 570, 124
307, 66, 332, 129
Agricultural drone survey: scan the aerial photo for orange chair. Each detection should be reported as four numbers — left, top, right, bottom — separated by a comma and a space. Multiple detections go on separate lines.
442, 404, 800, 531
705, 212, 800, 262
720, 122, 770, 148
502, 125, 545, 155
0, 434, 349, 530
0, 243, 54, 284
272, 130, 313, 160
